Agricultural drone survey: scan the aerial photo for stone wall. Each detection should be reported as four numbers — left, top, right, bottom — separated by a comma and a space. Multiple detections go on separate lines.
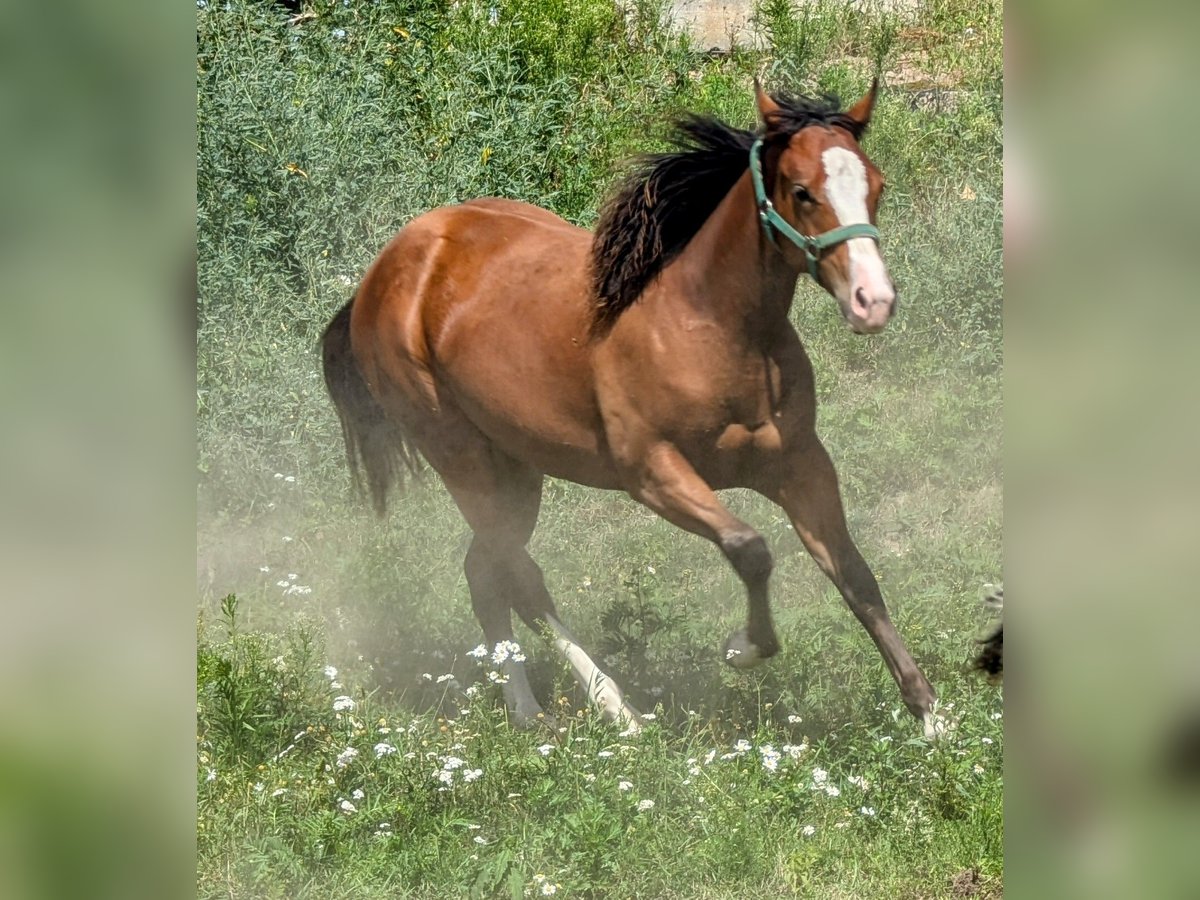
666, 0, 919, 53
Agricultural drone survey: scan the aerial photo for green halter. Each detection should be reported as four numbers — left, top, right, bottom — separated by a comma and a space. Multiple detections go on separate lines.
749, 137, 880, 281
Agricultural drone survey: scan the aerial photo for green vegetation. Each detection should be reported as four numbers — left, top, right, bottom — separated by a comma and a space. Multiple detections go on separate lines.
197, 0, 1001, 896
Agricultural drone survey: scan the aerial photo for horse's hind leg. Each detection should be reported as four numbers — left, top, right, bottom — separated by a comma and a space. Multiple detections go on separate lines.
463, 535, 546, 726
506, 552, 643, 731
419, 429, 547, 726
768, 438, 939, 735
454, 453, 641, 728
434, 435, 639, 729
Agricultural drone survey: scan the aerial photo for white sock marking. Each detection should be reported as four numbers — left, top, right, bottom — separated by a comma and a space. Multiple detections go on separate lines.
544, 614, 641, 730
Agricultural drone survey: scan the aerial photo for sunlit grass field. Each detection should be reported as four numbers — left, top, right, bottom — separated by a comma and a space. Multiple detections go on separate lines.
197, 0, 1002, 895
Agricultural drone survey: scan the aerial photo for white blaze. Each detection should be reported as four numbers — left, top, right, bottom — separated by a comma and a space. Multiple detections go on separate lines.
820, 147, 891, 297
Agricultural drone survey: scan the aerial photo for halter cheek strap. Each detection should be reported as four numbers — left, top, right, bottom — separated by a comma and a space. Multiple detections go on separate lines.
749, 137, 880, 281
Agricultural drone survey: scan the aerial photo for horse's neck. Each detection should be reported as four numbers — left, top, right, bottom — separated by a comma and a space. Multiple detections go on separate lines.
672, 172, 801, 341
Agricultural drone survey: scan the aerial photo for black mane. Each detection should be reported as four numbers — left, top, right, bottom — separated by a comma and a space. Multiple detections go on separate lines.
589, 91, 862, 331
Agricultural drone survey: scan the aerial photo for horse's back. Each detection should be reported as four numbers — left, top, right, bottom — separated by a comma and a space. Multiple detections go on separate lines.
460, 197, 581, 232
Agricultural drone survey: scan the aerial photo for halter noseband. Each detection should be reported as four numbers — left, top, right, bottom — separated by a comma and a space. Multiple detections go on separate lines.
749, 136, 880, 281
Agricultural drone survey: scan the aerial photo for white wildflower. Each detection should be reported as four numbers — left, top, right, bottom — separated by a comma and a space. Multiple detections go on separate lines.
463, 768, 483, 783
981, 737, 994, 744
782, 743, 808, 759
811, 767, 828, 785
352, 789, 365, 800
442, 756, 465, 770
335, 747, 359, 768
205, 768, 216, 782
253, 781, 264, 793
637, 799, 655, 811
339, 799, 356, 813
733, 739, 751, 753
597, 750, 614, 758
760, 746, 781, 773
374, 742, 397, 758
473, 835, 487, 845
787, 714, 803, 724
436, 673, 455, 684
271, 788, 286, 797
490, 640, 526, 665
323, 665, 338, 680
333, 696, 355, 712
537, 744, 554, 757
860, 806, 876, 816
437, 769, 454, 786
467, 644, 488, 659
825, 785, 841, 797
847, 775, 869, 791
486, 670, 510, 684
973, 764, 985, 774
801, 825, 816, 837
618, 780, 633, 791
583, 773, 596, 783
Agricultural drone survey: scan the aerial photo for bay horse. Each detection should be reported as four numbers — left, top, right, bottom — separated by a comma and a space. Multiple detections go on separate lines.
322, 81, 941, 738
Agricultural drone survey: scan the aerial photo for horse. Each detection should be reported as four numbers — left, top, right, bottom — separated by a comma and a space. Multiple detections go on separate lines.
322, 80, 941, 738
975, 587, 1003, 682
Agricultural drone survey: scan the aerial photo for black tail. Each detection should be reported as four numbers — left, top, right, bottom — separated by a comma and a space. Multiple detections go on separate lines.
321, 299, 420, 515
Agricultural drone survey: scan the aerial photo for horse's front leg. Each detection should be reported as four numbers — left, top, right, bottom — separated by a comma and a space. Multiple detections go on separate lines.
765, 435, 940, 735
627, 442, 780, 668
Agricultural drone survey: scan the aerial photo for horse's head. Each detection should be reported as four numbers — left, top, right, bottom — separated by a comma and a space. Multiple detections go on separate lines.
752, 81, 896, 334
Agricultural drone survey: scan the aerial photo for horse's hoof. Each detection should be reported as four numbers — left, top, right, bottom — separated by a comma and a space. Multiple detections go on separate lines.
722, 629, 766, 669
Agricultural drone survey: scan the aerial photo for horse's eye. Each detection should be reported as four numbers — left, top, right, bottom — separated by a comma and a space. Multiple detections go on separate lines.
793, 185, 814, 204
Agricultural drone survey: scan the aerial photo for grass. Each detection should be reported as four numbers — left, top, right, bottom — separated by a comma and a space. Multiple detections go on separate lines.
197, 0, 1002, 896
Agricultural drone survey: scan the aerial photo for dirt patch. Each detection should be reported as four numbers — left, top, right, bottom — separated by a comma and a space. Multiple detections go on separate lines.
950, 868, 983, 897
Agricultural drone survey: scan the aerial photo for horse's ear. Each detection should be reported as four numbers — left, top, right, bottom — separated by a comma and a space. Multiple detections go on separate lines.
845, 77, 880, 132
754, 79, 781, 126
